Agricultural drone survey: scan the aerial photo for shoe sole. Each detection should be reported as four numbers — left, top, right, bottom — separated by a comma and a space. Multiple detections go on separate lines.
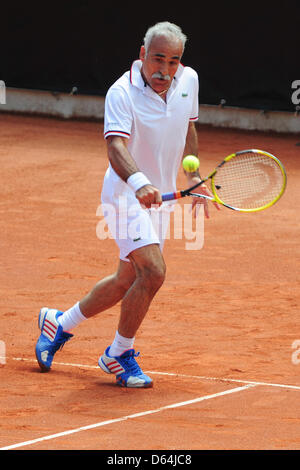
98, 356, 153, 388
38, 307, 48, 330
36, 307, 51, 372
98, 356, 112, 374
117, 380, 153, 388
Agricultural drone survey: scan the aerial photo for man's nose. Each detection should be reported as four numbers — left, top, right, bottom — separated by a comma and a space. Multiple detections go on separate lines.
159, 63, 169, 77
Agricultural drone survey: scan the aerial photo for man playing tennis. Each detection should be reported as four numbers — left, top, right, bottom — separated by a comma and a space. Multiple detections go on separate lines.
35, 21, 214, 387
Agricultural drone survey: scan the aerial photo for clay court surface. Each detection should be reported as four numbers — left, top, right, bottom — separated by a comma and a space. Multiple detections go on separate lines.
0, 113, 299, 451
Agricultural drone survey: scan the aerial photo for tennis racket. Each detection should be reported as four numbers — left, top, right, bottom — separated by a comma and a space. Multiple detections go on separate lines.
162, 149, 287, 212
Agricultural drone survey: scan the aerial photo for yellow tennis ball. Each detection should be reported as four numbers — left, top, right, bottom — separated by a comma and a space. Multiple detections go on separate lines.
182, 155, 200, 173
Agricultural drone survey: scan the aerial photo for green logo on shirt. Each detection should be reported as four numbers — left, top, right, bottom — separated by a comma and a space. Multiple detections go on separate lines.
182, 93, 188, 97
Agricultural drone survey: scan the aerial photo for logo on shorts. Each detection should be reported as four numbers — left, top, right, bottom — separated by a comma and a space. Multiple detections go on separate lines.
133, 237, 141, 242
182, 93, 188, 97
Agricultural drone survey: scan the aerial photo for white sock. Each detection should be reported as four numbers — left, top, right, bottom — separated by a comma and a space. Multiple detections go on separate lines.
58, 301, 86, 332
109, 330, 135, 357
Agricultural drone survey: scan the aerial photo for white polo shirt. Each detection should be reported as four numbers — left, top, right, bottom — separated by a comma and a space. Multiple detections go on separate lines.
102, 59, 199, 204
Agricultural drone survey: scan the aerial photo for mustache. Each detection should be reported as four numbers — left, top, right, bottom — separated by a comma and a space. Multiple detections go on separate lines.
151, 72, 171, 81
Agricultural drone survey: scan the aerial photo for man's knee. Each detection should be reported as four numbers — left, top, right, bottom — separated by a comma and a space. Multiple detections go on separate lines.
115, 262, 136, 292
129, 245, 166, 291
129, 244, 166, 291
139, 258, 166, 292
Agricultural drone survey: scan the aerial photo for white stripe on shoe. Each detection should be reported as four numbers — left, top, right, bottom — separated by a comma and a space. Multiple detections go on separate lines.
43, 319, 57, 340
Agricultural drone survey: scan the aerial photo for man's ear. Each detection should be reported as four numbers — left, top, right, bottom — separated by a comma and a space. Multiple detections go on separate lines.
139, 45, 146, 61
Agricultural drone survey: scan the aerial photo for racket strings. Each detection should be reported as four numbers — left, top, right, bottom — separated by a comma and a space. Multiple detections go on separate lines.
213, 153, 284, 209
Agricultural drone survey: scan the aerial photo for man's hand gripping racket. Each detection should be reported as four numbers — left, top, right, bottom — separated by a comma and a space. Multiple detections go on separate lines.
162, 149, 287, 213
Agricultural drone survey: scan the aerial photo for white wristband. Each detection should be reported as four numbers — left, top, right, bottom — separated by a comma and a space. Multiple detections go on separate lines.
127, 172, 151, 193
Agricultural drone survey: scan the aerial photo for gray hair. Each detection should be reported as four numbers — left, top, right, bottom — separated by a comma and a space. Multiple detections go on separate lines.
143, 21, 187, 54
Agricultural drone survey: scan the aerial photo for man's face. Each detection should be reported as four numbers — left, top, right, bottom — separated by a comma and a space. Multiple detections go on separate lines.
139, 35, 183, 95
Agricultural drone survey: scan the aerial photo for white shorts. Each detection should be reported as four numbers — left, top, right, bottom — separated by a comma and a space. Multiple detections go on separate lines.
101, 191, 171, 262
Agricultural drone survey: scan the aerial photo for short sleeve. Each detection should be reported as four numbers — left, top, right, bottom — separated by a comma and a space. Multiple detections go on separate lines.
104, 86, 133, 139
189, 70, 199, 122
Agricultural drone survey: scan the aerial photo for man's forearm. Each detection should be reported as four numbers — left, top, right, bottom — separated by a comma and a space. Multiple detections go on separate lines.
106, 136, 139, 182
183, 122, 201, 180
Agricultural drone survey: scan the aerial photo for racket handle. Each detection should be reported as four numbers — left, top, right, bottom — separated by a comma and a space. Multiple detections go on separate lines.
162, 191, 182, 201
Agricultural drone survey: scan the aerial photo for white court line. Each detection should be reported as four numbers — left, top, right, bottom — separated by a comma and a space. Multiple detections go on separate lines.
7, 356, 300, 391
0, 383, 255, 450
147, 371, 300, 391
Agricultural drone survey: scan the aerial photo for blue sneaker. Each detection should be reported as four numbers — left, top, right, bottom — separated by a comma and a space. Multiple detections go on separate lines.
35, 307, 73, 372
98, 346, 153, 388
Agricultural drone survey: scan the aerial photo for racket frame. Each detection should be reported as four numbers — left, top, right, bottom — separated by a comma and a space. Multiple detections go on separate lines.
162, 149, 287, 212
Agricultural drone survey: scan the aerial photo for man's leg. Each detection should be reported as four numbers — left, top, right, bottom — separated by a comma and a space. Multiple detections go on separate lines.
99, 243, 166, 387
79, 260, 136, 318
36, 241, 166, 380
82, 243, 165, 356
35, 260, 136, 371
118, 243, 166, 338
